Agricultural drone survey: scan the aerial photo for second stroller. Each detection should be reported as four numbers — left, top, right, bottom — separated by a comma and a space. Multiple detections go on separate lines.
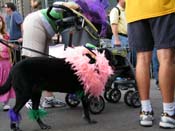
103, 46, 140, 108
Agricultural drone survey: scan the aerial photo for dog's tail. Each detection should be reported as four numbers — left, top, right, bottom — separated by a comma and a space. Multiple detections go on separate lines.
0, 72, 12, 95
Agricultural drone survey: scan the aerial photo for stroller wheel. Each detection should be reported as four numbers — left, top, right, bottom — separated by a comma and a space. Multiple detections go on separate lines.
89, 96, 105, 115
124, 90, 134, 106
109, 88, 121, 103
104, 89, 113, 102
130, 91, 141, 108
65, 93, 80, 107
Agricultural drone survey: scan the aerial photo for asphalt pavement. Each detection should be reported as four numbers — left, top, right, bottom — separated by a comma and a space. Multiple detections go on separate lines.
0, 79, 168, 131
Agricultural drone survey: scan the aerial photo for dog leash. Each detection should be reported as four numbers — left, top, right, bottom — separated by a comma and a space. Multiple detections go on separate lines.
0, 39, 56, 58
0, 39, 101, 60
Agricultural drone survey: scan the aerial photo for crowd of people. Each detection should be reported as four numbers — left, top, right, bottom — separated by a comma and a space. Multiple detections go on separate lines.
0, 0, 174, 129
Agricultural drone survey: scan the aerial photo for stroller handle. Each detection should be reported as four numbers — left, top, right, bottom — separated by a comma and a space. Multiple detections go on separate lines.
56, 16, 76, 25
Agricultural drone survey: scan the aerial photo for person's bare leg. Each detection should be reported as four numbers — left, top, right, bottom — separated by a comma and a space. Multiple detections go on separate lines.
136, 51, 152, 100
136, 51, 154, 127
43, 91, 53, 97
157, 49, 175, 103
158, 49, 175, 128
42, 91, 66, 108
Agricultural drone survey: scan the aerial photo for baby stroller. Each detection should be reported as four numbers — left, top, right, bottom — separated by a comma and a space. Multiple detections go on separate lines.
102, 42, 140, 108
47, 4, 105, 114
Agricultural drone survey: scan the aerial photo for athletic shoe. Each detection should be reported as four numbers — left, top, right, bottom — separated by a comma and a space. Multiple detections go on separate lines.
25, 100, 32, 109
140, 111, 154, 127
3, 104, 10, 111
42, 97, 66, 108
25, 100, 42, 109
159, 112, 175, 129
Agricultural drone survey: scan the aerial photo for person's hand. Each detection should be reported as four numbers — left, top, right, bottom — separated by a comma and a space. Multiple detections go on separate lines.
17, 38, 23, 43
31, 0, 41, 9
8, 43, 19, 49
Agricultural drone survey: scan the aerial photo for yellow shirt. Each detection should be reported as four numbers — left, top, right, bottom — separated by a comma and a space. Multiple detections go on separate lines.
126, 0, 175, 23
109, 5, 127, 34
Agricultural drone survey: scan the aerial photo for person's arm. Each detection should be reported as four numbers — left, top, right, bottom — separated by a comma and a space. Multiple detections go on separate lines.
17, 23, 23, 43
14, 12, 23, 43
31, 0, 41, 9
111, 23, 121, 46
109, 7, 121, 46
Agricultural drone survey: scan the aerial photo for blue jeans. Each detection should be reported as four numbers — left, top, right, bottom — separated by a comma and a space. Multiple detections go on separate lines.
111, 35, 129, 48
111, 35, 136, 65
152, 48, 159, 81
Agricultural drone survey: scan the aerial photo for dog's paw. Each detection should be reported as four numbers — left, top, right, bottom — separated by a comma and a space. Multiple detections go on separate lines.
82, 115, 97, 124
13, 127, 22, 131
40, 124, 51, 130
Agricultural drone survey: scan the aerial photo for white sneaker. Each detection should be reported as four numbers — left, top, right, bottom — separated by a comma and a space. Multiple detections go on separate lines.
3, 104, 10, 111
25, 100, 42, 109
25, 100, 32, 109
42, 97, 66, 108
140, 111, 154, 127
159, 112, 175, 129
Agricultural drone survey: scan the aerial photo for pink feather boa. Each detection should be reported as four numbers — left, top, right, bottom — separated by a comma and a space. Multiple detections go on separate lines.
50, 46, 113, 97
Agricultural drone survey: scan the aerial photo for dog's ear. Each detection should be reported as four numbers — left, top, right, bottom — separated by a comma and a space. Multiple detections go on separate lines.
100, 48, 116, 67
97, 48, 104, 54
85, 53, 96, 64
98, 48, 112, 60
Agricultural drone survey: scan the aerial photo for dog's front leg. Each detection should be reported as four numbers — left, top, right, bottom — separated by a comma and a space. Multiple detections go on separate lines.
9, 109, 22, 131
37, 118, 51, 130
31, 95, 51, 130
81, 95, 97, 124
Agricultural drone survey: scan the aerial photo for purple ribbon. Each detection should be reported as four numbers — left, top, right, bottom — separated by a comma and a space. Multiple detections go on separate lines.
8, 109, 22, 123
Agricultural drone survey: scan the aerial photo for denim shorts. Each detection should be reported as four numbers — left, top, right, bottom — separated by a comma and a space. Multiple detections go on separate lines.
128, 13, 175, 52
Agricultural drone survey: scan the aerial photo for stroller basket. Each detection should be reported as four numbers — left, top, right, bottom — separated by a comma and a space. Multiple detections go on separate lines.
101, 41, 128, 57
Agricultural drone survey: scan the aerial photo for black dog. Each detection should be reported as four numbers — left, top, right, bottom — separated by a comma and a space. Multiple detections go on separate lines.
0, 48, 114, 131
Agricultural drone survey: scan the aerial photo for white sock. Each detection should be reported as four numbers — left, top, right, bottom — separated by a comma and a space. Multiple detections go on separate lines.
141, 100, 152, 112
163, 102, 175, 116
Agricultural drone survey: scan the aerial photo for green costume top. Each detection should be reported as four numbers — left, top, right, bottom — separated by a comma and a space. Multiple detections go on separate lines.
41, 8, 63, 33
